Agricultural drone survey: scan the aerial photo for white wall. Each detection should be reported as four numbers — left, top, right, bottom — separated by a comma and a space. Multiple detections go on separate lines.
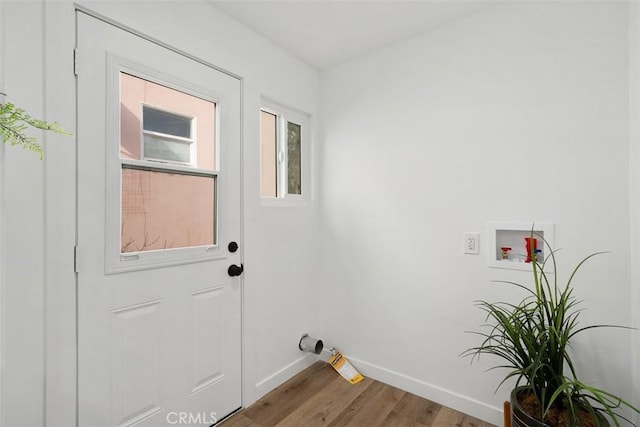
1, 2, 48, 426
319, 1, 637, 424
2, 1, 639, 426
0, 1, 320, 426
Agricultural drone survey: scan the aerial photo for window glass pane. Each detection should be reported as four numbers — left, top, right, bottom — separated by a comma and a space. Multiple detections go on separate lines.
121, 167, 215, 253
287, 121, 302, 195
260, 111, 277, 197
120, 72, 216, 170
143, 134, 190, 163
143, 106, 191, 138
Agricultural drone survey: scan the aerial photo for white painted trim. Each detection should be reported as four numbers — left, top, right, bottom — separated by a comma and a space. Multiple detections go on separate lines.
43, 3, 77, 426
238, 76, 247, 411
253, 354, 318, 400
0, 0, 6, 423
260, 197, 311, 208
628, 2, 640, 425
249, 353, 503, 425
74, 4, 242, 81
346, 356, 503, 426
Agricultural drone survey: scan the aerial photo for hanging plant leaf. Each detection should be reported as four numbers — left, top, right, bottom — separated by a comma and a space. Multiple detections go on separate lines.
0, 101, 71, 159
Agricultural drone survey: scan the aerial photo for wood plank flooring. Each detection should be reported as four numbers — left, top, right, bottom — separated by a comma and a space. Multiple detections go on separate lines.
220, 362, 497, 427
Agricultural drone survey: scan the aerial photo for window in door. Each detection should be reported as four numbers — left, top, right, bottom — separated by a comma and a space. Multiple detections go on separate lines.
118, 72, 218, 259
260, 99, 309, 204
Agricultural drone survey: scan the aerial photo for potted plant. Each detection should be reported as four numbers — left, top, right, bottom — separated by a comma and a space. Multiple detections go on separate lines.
462, 232, 640, 426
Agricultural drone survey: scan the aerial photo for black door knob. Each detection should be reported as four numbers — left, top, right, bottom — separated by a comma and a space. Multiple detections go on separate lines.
228, 263, 244, 277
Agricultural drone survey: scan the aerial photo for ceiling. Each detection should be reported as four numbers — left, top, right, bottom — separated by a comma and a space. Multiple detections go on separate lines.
208, 0, 502, 71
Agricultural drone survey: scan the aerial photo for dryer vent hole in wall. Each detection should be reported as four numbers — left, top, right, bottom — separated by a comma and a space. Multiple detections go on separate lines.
298, 334, 364, 384
298, 334, 323, 354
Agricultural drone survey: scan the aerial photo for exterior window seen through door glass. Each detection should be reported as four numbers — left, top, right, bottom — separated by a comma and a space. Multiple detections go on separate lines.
120, 72, 217, 253
142, 106, 194, 164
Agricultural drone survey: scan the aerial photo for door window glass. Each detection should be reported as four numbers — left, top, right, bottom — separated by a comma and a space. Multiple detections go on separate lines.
120, 72, 217, 254
121, 167, 215, 253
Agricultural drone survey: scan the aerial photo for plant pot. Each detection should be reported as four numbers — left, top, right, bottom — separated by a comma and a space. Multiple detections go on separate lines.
510, 388, 610, 427
511, 388, 547, 427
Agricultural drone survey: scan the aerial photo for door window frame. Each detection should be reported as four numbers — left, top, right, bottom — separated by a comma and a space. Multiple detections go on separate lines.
106, 57, 226, 274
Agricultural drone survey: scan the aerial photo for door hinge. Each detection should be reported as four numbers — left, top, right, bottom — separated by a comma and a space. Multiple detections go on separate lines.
73, 48, 79, 76
74, 245, 79, 274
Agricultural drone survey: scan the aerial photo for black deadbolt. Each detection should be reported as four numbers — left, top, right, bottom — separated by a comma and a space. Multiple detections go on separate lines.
228, 241, 239, 253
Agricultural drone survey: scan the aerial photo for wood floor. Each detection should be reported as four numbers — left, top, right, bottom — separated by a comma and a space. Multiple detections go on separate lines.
220, 361, 497, 427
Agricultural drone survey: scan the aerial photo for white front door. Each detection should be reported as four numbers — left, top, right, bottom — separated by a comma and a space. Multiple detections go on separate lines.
76, 12, 242, 427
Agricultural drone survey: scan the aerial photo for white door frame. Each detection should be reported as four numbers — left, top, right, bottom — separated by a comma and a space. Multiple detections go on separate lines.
42, 5, 245, 426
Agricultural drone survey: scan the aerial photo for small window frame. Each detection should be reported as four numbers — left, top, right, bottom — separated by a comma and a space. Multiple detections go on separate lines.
141, 103, 197, 167
260, 98, 310, 206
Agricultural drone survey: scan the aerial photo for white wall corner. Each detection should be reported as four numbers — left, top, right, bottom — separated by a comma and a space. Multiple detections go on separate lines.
346, 356, 503, 426
252, 354, 318, 403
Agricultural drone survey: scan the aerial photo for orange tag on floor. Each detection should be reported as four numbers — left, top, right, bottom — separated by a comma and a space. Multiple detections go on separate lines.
328, 350, 364, 384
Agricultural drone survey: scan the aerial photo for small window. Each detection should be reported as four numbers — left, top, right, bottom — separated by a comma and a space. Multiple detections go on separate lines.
142, 105, 195, 165
260, 100, 309, 203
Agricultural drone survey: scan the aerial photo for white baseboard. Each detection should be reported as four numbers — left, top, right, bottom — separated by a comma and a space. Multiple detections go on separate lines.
347, 356, 503, 426
250, 354, 502, 426
253, 354, 318, 401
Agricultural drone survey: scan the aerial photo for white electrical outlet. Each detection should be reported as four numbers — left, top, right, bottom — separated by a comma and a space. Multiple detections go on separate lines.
463, 232, 479, 255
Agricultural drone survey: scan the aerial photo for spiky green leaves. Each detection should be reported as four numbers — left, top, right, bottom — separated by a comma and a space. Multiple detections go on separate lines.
0, 102, 71, 159
462, 233, 639, 426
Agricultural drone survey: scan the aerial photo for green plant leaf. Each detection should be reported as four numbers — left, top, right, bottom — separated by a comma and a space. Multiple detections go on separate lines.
462, 228, 639, 426
0, 101, 71, 159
